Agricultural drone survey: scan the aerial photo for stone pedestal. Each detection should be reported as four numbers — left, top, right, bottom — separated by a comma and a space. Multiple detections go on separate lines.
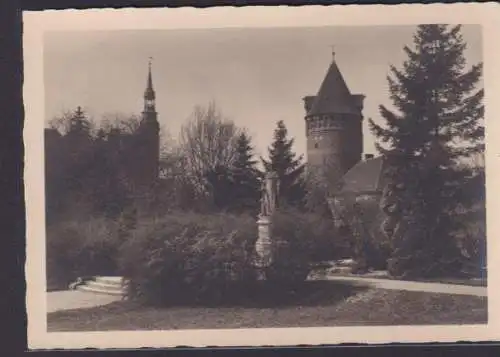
255, 215, 273, 279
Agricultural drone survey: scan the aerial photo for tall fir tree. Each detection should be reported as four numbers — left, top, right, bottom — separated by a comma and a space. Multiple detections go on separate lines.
369, 25, 484, 278
262, 120, 306, 208
230, 132, 262, 214
205, 164, 235, 211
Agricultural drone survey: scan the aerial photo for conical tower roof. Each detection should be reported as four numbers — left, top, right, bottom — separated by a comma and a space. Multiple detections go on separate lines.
308, 53, 358, 116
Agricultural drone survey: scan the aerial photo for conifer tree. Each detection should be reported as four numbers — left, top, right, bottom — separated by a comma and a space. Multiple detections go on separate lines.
205, 164, 235, 211
262, 120, 306, 208
369, 25, 484, 278
231, 132, 262, 214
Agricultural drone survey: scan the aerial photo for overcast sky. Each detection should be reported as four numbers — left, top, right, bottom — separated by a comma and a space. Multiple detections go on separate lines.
44, 25, 482, 159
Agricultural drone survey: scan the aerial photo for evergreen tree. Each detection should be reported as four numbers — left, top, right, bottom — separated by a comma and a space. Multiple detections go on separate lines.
60, 107, 95, 212
262, 120, 306, 208
370, 25, 484, 278
205, 164, 235, 211
230, 132, 262, 214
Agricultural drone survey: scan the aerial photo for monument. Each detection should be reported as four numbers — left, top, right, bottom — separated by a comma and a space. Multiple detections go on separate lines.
255, 172, 279, 277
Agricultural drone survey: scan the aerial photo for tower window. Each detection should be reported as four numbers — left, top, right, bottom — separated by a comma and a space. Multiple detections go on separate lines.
314, 142, 319, 149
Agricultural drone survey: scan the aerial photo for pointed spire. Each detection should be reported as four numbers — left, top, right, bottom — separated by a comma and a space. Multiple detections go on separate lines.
307, 50, 358, 116
144, 57, 155, 100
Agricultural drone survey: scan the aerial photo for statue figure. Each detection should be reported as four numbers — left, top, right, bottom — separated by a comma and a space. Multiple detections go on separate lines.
259, 171, 279, 218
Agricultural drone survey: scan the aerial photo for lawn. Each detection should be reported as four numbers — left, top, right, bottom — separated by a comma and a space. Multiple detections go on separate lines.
47, 282, 487, 331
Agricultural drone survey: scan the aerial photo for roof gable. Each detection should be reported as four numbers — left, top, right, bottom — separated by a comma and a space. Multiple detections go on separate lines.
341, 156, 387, 194
308, 57, 359, 116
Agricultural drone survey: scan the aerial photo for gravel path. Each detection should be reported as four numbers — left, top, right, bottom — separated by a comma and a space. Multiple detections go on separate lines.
47, 291, 122, 313
47, 276, 486, 314
323, 276, 487, 297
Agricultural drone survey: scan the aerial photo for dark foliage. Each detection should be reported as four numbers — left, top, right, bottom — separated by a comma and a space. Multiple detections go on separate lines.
230, 132, 262, 214
267, 207, 344, 284
46, 218, 121, 289
203, 132, 262, 213
262, 120, 306, 209
330, 194, 392, 272
118, 212, 260, 305
117, 209, 341, 305
45, 108, 139, 223
369, 25, 484, 278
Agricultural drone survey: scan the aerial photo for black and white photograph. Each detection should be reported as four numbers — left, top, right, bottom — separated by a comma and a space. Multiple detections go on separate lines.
24, 4, 500, 349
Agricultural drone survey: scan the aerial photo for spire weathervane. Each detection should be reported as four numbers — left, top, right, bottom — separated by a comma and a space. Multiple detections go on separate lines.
331, 45, 336, 59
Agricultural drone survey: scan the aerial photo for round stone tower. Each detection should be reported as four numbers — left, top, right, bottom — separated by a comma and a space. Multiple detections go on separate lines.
304, 51, 365, 177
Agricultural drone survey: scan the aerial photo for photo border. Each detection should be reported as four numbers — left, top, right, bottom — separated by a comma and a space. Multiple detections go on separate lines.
23, 3, 500, 350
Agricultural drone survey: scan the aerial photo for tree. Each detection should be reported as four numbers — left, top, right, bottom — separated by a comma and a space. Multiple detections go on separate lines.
100, 112, 141, 135
230, 132, 262, 214
369, 25, 484, 278
262, 120, 306, 208
49, 106, 96, 137
205, 164, 235, 211
179, 101, 241, 206
155, 147, 199, 212
46, 109, 146, 220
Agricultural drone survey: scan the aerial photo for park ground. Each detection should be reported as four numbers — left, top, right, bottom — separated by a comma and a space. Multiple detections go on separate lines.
47, 279, 487, 331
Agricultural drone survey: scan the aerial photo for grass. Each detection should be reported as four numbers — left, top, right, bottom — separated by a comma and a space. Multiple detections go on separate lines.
47, 281, 487, 331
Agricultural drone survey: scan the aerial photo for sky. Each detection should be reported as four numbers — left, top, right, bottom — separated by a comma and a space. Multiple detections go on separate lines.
44, 25, 482, 160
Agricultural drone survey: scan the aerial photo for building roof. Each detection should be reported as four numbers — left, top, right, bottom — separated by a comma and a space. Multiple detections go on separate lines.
308, 55, 359, 116
341, 156, 387, 194
144, 59, 155, 100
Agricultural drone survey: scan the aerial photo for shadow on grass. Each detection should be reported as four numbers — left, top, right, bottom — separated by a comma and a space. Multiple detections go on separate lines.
49, 281, 368, 321
129, 280, 369, 309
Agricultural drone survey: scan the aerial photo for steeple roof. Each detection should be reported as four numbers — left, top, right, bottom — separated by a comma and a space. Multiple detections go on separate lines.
144, 58, 155, 100
308, 53, 359, 116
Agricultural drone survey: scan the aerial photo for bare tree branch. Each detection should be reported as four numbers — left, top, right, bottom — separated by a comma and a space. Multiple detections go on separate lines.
179, 101, 241, 193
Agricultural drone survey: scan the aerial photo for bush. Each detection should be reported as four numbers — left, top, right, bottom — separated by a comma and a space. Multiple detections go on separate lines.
455, 204, 487, 278
267, 208, 343, 284
331, 194, 393, 272
118, 212, 259, 305
46, 217, 121, 289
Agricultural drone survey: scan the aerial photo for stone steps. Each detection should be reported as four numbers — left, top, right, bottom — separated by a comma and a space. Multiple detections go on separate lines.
73, 276, 127, 297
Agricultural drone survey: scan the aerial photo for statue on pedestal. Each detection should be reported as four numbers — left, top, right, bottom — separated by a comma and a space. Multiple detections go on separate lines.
255, 172, 279, 271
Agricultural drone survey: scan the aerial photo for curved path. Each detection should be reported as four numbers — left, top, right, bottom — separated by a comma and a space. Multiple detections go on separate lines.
323, 276, 487, 297
47, 290, 122, 313
47, 277, 486, 313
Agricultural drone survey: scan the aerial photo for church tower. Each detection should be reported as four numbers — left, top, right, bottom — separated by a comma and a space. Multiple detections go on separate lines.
304, 50, 365, 177
134, 58, 160, 189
